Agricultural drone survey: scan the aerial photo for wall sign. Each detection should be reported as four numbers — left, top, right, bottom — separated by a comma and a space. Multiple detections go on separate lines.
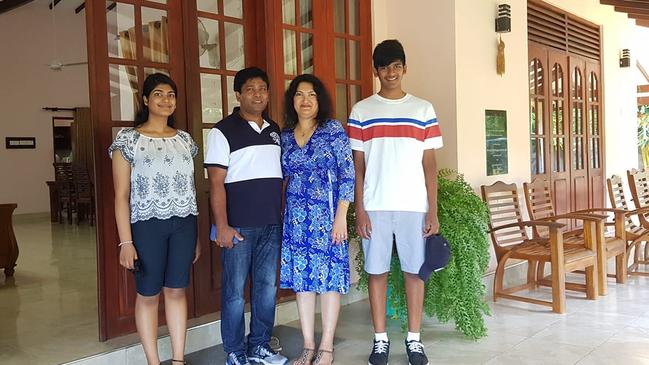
485, 110, 508, 176
5, 137, 36, 149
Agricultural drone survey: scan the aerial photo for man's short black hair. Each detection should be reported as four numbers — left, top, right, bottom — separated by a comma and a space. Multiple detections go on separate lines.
372, 39, 406, 69
233, 67, 270, 92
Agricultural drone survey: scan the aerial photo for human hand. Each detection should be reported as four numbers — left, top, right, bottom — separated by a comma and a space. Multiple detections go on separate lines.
119, 243, 138, 270
193, 242, 201, 264
216, 226, 244, 249
355, 208, 372, 239
423, 211, 440, 238
332, 215, 348, 245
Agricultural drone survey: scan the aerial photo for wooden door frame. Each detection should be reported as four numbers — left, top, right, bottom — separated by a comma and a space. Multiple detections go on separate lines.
87, 0, 190, 340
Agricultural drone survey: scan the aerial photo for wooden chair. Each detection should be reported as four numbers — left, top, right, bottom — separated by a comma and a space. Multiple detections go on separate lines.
481, 181, 598, 314
54, 176, 75, 223
53, 163, 75, 223
72, 166, 95, 226
523, 178, 626, 296
0, 204, 19, 277
622, 169, 649, 271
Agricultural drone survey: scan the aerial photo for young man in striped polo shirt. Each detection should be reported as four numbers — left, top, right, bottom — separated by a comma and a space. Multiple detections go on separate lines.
205, 67, 288, 365
348, 40, 443, 365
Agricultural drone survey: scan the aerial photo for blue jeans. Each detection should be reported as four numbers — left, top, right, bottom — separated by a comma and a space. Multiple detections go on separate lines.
221, 224, 281, 354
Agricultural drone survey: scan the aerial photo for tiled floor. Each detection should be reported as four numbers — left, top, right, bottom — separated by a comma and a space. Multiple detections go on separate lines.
3, 214, 649, 364
0, 214, 111, 365
178, 279, 649, 365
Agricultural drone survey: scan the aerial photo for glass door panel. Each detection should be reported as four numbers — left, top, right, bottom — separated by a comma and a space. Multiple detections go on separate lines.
141, 6, 169, 63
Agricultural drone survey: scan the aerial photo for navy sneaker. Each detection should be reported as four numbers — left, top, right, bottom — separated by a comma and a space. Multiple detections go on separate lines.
405, 339, 429, 365
368, 339, 390, 365
248, 343, 288, 365
226, 351, 250, 365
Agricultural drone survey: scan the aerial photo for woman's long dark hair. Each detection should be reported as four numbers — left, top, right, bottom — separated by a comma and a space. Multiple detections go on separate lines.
134, 73, 177, 128
283, 74, 333, 130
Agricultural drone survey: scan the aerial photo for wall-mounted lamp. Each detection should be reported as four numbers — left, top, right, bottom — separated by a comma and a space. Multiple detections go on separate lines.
620, 49, 631, 68
495, 4, 511, 76
495, 4, 511, 33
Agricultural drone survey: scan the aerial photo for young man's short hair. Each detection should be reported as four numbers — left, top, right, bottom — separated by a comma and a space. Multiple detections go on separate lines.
372, 39, 406, 69
233, 67, 270, 92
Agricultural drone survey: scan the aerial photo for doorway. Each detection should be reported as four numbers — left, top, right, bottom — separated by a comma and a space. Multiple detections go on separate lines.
527, 0, 605, 226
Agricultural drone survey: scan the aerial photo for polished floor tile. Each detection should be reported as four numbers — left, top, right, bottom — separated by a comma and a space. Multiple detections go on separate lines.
4, 214, 649, 365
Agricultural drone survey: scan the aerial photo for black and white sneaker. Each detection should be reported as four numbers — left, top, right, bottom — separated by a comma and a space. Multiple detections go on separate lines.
405, 339, 429, 365
248, 343, 288, 365
368, 339, 390, 365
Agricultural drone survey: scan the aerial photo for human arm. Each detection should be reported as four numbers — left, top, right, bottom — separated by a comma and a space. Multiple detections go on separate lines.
193, 240, 201, 264
422, 148, 439, 237
207, 167, 243, 249
112, 150, 138, 269
282, 177, 288, 221
331, 121, 355, 244
352, 150, 371, 239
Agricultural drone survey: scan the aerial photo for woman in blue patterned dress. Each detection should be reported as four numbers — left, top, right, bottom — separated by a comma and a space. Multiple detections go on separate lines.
280, 74, 355, 365
109, 73, 200, 365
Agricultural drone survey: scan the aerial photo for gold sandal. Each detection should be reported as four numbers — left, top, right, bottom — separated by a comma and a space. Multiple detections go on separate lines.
292, 348, 316, 365
313, 349, 334, 365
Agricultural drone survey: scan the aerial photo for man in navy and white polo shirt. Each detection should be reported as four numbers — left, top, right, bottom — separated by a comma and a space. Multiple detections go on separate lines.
205, 67, 288, 365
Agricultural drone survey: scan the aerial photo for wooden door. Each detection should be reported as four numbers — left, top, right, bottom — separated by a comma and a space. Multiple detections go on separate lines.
548, 49, 571, 219
86, 0, 189, 340
88, 0, 374, 340
586, 61, 604, 208
529, 43, 550, 184
266, 0, 373, 125
569, 56, 589, 224
529, 44, 604, 230
182, 0, 266, 317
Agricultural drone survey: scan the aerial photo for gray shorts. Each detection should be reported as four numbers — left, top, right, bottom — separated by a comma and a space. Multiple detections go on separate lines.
362, 211, 426, 275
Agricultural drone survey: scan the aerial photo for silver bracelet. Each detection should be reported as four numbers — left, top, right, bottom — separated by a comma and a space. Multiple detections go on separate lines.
118, 240, 133, 246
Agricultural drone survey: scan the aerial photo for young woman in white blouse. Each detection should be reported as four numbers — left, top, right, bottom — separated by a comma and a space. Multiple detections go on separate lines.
109, 73, 200, 365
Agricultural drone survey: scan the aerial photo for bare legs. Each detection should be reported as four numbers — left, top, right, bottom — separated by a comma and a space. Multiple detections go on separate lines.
136, 294, 161, 365
368, 272, 424, 333
135, 288, 188, 365
296, 292, 317, 350
368, 273, 388, 333
403, 273, 424, 332
164, 288, 188, 362
295, 292, 341, 364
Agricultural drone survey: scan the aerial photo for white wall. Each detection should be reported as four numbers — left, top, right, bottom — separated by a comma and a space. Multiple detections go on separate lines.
455, 0, 531, 188
0, 0, 89, 214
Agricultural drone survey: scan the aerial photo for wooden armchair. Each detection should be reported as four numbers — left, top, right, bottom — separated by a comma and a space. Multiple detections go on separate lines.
523, 178, 626, 296
0, 204, 19, 277
622, 169, 649, 272
481, 181, 598, 314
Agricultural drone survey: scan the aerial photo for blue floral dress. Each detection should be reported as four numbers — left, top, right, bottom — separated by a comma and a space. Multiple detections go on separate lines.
280, 120, 355, 294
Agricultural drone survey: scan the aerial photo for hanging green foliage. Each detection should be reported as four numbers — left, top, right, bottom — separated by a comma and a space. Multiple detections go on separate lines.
351, 169, 491, 340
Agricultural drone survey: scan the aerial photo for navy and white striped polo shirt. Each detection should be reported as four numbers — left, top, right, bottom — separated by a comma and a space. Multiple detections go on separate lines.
204, 107, 283, 227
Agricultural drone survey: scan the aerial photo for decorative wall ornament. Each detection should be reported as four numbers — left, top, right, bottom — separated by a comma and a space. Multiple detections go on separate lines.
495, 3, 511, 76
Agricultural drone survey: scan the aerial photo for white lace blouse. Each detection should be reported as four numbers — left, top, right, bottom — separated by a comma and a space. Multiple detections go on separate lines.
109, 128, 199, 223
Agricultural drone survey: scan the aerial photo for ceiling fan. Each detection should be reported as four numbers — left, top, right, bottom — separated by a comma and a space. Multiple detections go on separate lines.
48, 60, 88, 71
198, 19, 219, 67
47, 0, 87, 71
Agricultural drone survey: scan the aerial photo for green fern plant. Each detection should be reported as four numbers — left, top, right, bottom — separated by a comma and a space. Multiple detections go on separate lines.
350, 169, 491, 340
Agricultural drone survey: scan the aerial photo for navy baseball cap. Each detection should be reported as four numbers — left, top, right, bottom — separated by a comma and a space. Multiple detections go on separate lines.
418, 234, 451, 281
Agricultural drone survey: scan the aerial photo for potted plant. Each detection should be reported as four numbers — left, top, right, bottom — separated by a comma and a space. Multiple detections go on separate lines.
349, 169, 491, 340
